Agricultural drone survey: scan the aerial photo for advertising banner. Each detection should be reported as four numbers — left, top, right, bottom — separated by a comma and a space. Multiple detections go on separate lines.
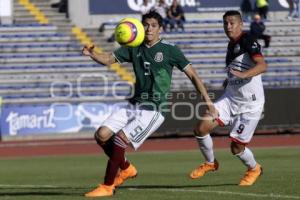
1, 89, 299, 138
89, 0, 289, 14
0, 102, 127, 137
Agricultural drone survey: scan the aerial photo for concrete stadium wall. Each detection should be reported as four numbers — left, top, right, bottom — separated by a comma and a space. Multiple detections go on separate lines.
68, 0, 141, 28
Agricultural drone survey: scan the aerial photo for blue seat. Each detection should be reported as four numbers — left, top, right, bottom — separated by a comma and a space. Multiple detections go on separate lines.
186, 19, 222, 24
0, 23, 54, 28
0, 43, 80, 49
0, 81, 131, 91
0, 52, 83, 59
0, 33, 66, 38
164, 29, 224, 35
174, 40, 227, 45
183, 49, 226, 54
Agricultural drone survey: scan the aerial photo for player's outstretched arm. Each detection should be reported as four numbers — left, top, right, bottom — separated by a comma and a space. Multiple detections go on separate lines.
82, 45, 116, 66
184, 64, 218, 118
230, 56, 267, 79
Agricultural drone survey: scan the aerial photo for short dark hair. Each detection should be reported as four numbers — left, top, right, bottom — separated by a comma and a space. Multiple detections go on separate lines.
142, 11, 163, 27
223, 10, 242, 21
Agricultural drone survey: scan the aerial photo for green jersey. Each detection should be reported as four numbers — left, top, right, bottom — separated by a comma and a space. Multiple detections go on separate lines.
113, 39, 190, 110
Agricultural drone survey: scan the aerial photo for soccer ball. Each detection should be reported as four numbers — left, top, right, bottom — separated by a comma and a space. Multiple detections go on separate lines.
114, 17, 145, 47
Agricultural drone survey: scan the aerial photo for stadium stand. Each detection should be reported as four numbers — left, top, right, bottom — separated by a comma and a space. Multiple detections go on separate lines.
0, 0, 299, 138
1, 1, 300, 105
0, 0, 132, 105
91, 18, 300, 90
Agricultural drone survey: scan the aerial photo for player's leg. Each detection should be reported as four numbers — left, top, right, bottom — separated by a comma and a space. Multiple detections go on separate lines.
85, 107, 132, 197
231, 141, 262, 186
111, 131, 137, 187
194, 113, 219, 163
94, 126, 131, 170
190, 96, 231, 179
229, 110, 263, 186
189, 114, 219, 179
85, 131, 128, 197
94, 126, 114, 157
103, 130, 132, 187
93, 106, 125, 152
113, 109, 164, 186
85, 127, 118, 197
85, 129, 137, 197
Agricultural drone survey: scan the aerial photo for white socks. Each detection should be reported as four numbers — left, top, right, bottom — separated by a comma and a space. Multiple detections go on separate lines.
236, 147, 257, 169
196, 135, 215, 163
196, 135, 257, 169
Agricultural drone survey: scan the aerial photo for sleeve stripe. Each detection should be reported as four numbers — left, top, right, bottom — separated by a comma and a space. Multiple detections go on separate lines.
182, 63, 192, 71
112, 52, 122, 64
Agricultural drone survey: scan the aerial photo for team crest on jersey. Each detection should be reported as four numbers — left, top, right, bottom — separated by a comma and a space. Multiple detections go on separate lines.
234, 44, 240, 54
154, 52, 163, 62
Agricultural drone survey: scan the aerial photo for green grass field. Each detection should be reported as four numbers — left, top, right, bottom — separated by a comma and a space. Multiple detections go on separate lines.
0, 147, 299, 200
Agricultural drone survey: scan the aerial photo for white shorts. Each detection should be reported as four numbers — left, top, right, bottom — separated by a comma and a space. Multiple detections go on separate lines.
214, 96, 263, 144
102, 104, 165, 150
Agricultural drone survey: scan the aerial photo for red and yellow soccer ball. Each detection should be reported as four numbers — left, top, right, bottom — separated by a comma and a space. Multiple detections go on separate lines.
114, 17, 145, 47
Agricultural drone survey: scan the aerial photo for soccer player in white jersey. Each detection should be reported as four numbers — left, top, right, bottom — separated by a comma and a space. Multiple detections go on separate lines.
189, 10, 267, 186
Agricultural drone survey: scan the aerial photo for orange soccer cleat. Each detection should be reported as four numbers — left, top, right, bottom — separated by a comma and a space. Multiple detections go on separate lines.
239, 163, 263, 186
84, 184, 115, 197
114, 163, 138, 187
190, 159, 219, 179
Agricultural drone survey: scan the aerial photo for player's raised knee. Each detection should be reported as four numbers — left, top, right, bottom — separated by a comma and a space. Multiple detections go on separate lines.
94, 127, 113, 144
194, 121, 208, 137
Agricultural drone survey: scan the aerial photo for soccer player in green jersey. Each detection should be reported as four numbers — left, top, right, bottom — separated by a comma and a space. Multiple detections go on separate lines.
82, 11, 216, 197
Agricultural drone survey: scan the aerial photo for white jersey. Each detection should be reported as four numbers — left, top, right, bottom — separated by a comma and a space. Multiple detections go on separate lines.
225, 32, 265, 114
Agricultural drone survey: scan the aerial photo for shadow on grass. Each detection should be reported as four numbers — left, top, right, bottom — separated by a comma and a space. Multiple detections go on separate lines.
0, 191, 64, 196
0, 187, 87, 197
0, 183, 237, 196
119, 183, 237, 189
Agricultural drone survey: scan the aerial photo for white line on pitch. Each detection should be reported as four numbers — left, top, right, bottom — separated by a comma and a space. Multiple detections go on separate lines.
128, 188, 300, 199
1, 184, 300, 199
